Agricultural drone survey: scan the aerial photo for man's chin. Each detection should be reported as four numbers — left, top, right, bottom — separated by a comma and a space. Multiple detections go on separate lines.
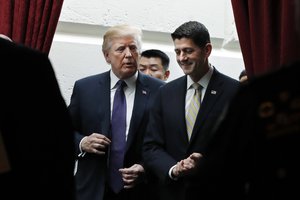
120, 68, 137, 79
181, 67, 193, 75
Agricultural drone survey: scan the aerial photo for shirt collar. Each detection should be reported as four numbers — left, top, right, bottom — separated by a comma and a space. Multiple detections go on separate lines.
110, 70, 138, 89
186, 64, 214, 90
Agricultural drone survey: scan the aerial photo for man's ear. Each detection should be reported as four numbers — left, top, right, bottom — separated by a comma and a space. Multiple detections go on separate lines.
204, 43, 212, 57
103, 51, 111, 64
164, 70, 170, 81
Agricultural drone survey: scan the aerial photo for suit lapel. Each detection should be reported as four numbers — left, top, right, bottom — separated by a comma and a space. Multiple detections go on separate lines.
175, 77, 191, 144
190, 69, 224, 141
125, 74, 149, 151
96, 72, 111, 138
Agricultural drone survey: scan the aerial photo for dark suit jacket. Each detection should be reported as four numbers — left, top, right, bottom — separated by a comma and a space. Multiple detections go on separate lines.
143, 67, 240, 200
69, 71, 164, 200
0, 38, 76, 199
195, 61, 300, 200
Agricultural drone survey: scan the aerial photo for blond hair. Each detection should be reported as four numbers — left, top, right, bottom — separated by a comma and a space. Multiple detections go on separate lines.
102, 24, 142, 54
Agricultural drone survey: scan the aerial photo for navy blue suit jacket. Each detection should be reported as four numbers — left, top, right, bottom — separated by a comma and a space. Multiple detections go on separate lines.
69, 70, 164, 200
143, 67, 240, 200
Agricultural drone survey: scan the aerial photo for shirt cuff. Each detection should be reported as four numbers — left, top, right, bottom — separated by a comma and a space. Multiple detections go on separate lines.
78, 137, 87, 157
169, 165, 178, 180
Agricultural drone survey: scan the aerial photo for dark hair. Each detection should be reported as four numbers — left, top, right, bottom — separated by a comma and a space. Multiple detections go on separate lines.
141, 49, 170, 71
171, 21, 211, 48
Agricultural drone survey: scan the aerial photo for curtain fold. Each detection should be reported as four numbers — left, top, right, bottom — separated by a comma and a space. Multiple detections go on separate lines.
0, 0, 64, 55
231, 0, 300, 78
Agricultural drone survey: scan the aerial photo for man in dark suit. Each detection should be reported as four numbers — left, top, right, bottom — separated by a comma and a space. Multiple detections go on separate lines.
0, 37, 76, 199
142, 21, 240, 200
69, 24, 164, 200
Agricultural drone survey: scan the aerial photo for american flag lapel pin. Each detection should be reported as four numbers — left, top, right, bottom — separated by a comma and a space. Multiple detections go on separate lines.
142, 90, 147, 95
211, 90, 217, 95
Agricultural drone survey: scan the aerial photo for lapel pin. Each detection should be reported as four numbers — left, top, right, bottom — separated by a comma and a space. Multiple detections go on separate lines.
211, 90, 217, 95
142, 90, 147, 95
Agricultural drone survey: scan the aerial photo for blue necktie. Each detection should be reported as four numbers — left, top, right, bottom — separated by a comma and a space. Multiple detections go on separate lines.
108, 80, 127, 193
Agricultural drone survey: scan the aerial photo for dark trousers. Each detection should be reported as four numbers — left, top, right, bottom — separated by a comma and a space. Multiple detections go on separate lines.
103, 184, 129, 200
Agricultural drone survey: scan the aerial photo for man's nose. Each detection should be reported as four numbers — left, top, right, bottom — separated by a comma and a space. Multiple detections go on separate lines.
144, 69, 152, 76
178, 51, 188, 61
124, 47, 133, 57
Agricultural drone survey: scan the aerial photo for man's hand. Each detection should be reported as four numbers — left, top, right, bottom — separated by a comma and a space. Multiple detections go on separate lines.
81, 133, 111, 155
172, 152, 203, 178
119, 164, 145, 189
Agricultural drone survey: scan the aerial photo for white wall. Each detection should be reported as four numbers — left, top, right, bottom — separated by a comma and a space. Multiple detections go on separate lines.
49, 0, 245, 105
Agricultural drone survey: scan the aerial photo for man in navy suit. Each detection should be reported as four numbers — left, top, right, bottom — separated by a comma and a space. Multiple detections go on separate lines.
0, 36, 76, 199
142, 21, 240, 200
69, 24, 164, 200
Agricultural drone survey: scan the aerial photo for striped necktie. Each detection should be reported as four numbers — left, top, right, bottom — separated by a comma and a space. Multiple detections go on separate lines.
186, 83, 201, 140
